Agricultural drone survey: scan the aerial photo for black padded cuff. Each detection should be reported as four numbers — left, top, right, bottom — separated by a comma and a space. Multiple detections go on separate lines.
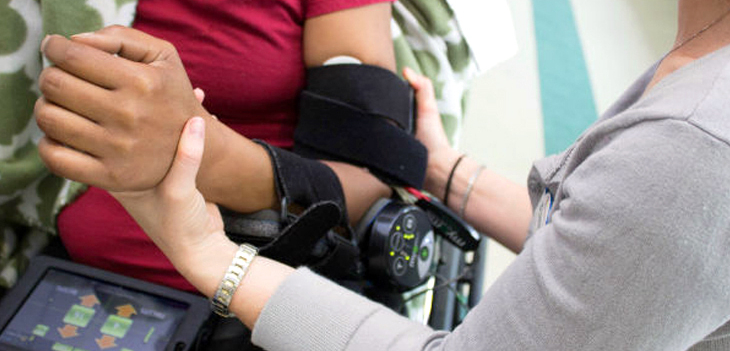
294, 91, 427, 188
256, 140, 348, 224
305, 64, 415, 133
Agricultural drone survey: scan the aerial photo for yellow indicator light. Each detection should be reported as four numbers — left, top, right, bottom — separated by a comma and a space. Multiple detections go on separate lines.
396, 226, 401, 231
405, 256, 410, 261
390, 251, 395, 256
404, 234, 415, 240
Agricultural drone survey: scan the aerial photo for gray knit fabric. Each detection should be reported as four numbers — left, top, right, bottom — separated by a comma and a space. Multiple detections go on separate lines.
252, 45, 730, 350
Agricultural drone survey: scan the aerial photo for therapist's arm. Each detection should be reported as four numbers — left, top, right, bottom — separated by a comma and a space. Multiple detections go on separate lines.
114, 114, 729, 351
404, 69, 532, 252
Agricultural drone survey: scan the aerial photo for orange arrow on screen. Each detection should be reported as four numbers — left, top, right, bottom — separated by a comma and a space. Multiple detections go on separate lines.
96, 335, 117, 349
116, 304, 137, 318
79, 294, 100, 308
57, 325, 78, 339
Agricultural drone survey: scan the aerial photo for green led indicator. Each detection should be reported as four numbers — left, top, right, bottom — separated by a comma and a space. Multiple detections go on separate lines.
389, 251, 395, 256
395, 226, 401, 231
405, 256, 410, 261
420, 247, 430, 260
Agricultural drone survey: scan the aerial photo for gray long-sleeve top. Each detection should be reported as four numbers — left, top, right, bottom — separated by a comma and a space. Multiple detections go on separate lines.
251, 44, 730, 350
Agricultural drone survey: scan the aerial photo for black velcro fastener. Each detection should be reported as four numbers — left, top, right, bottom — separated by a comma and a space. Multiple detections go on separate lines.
259, 201, 342, 267
306, 64, 415, 133
295, 91, 427, 188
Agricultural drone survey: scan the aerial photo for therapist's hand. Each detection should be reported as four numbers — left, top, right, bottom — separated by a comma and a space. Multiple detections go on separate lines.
110, 117, 294, 327
403, 68, 460, 198
36, 26, 213, 192
109, 116, 236, 294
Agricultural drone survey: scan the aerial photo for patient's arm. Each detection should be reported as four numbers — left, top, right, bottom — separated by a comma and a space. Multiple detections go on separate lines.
36, 2, 394, 223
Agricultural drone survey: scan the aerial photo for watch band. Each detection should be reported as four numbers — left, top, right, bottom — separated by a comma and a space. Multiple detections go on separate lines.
211, 243, 258, 317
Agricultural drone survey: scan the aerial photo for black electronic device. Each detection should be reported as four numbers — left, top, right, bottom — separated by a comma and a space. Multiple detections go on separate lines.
404, 188, 481, 251
357, 199, 435, 290
0, 256, 211, 351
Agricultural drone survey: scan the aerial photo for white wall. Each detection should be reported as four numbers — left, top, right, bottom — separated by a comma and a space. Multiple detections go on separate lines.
460, 0, 677, 290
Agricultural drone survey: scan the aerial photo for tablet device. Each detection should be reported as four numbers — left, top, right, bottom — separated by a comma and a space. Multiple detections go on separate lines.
0, 256, 211, 351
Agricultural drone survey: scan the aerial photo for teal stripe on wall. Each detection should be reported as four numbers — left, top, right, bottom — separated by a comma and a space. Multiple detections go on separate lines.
532, 0, 598, 155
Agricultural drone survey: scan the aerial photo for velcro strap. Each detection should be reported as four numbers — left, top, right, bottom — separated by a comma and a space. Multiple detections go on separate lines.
295, 92, 427, 188
306, 64, 414, 133
259, 201, 342, 267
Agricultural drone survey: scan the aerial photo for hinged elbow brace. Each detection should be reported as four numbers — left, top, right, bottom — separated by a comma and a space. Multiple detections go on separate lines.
294, 64, 428, 188
223, 141, 362, 279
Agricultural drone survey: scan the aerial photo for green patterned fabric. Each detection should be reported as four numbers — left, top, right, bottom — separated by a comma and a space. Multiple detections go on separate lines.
391, 0, 478, 146
0, 0, 477, 290
0, 0, 136, 289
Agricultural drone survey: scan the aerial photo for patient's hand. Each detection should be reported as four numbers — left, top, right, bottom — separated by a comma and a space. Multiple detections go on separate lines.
36, 26, 213, 191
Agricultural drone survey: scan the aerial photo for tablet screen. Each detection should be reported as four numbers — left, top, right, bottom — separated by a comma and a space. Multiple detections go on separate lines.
0, 269, 189, 351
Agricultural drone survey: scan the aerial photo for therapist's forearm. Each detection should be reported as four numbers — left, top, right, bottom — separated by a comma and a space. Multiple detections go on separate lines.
425, 149, 532, 253
173, 232, 295, 329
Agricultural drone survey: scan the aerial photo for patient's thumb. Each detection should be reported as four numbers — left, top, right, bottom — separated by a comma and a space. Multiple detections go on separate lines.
165, 117, 205, 191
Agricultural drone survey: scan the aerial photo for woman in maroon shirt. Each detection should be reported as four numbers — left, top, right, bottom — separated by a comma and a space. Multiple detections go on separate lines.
52, 0, 396, 292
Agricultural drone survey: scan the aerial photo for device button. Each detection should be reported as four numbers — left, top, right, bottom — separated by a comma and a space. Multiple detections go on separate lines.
420, 246, 430, 261
389, 232, 405, 251
393, 257, 407, 276
403, 214, 417, 231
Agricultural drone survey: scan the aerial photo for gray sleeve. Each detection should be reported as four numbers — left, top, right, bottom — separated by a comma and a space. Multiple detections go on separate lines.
252, 119, 730, 351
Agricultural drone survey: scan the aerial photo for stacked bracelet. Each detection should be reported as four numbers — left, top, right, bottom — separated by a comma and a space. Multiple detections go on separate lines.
211, 243, 259, 317
460, 165, 485, 218
443, 154, 466, 207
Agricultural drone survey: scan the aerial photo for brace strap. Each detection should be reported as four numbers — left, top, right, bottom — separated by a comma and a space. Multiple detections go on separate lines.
305, 64, 415, 133
295, 91, 427, 188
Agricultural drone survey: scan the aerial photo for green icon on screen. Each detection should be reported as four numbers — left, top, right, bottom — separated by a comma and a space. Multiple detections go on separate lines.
101, 315, 133, 338
52, 342, 74, 351
63, 305, 96, 328
32, 324, 49, 337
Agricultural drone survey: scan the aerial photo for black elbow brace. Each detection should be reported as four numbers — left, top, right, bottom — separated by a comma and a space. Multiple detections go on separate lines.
294, 64, 428, 189
223, 141, 361, 279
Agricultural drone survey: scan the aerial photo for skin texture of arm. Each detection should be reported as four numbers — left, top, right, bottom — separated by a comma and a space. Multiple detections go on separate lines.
35, 3, 394, 223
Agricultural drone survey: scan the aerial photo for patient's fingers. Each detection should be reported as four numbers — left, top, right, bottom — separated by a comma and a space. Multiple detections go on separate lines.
41, 34, 142, 90
71, 25, 181, 65
38, 137, 108, 188
35, 98, 108, 157
38, 66, 115, 124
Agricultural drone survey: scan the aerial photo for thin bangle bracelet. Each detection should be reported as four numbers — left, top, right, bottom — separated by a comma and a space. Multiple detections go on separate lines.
443, 154, 466, 207
460, 165, 485, 218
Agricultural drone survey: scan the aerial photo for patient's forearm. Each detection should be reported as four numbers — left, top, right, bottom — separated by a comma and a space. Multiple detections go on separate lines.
197, 120, 391, 224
